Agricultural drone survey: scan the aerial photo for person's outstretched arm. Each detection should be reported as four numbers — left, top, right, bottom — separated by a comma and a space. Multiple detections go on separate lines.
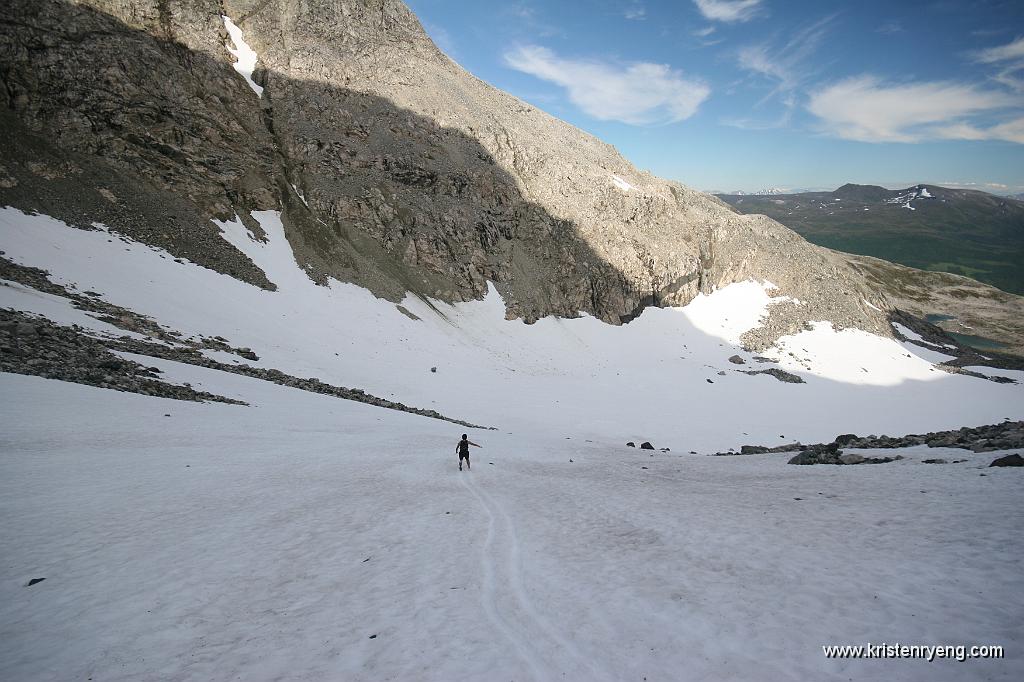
469, 441, 482, 448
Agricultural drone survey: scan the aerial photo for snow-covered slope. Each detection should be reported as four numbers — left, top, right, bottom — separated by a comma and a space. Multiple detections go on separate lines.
1, 206, 1020, 450
2, 356, 1022, 681
2, 207, 1023, 681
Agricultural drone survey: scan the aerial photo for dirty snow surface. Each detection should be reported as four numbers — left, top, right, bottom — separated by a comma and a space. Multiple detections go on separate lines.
2, 207, 1024, 681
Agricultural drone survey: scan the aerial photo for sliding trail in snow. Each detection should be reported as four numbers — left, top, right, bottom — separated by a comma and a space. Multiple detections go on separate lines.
459, 471, 605, 681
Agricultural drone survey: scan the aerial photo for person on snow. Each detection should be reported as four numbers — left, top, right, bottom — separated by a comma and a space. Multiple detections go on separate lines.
456, 434, 481, 470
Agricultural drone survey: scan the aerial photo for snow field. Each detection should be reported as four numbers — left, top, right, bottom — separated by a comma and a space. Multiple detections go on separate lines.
2, 204, 1024, 680
0, 368, 1021, 681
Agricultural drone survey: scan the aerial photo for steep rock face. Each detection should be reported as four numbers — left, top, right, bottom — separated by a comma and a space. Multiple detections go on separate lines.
0, 0, 278, 286
1, 0, 890, 343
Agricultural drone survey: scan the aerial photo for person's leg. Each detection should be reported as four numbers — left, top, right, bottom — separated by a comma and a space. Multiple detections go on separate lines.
466, 453, 470, 469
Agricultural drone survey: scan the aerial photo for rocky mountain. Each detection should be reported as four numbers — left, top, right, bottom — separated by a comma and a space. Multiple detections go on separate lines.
717, 183, 1024, 296
0, 0, 896, 349
3, 5, 1024, 679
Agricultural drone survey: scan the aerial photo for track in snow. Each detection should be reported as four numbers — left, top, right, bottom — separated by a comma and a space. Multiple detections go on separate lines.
460, 471, 604, 681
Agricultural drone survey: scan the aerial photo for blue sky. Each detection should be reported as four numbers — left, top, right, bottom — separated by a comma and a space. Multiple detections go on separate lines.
405, 0, 1024, 194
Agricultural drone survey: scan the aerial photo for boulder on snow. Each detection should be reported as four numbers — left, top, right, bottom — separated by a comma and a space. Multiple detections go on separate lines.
626, 442, 635, 447
834, 433, 859, 446
788, 452, 817, 465
839, 453, 865, 465
789, 445, 844, 465
922, 458, 948, 464
640, 442, 655, 450
740, 445, 769, 454
728, 355, 745, 365
989, 454, 1024, 467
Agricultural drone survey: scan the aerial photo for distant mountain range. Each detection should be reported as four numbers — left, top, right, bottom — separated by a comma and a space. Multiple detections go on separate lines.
717, 183, 1024, 295
727, 188, 788, 196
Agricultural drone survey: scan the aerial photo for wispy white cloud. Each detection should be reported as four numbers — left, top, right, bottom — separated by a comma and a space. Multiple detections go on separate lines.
693, 0, 762, 23
689, 25, 721, 48
989, 116, 1024, 143
736, 16, 832, 93
876, 20, 904, 35
503, 3, 563, 38
733, 15, 832, 124
624, 1, 646, 20
934, 180, 1023, 194
971, 36, 1024, 91
507, 3, 536, 20
721, 107, 792, 131
806, 76, 1022, 143
970, 28, 1008, 38
973, 36, 1024, 64
503, 45, 710, 125
738, 44, 791, 86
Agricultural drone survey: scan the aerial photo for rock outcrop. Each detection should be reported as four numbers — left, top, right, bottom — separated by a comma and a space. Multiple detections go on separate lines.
2, 0, 891, 345
714, 421, 1024, 457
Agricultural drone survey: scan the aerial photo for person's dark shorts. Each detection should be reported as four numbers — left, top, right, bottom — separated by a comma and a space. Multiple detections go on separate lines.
459, 451, 469, 461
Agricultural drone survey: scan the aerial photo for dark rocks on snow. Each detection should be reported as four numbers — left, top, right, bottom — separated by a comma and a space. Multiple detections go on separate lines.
922, 458, 948, 464
640, 442, 655, 450
26, 578, 45, 587
626, 442, 636, 447
990, 454, 1024, 467
0, 309, 244, 404
2, 291, 492, 429
721, 421, 1024, 462
728, 355, 745, 364
787, 451, 821, 465
105, 334, 491, 429
715, 442, 802, 456
741, 367, 805, 383
788, 449, 902, 466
